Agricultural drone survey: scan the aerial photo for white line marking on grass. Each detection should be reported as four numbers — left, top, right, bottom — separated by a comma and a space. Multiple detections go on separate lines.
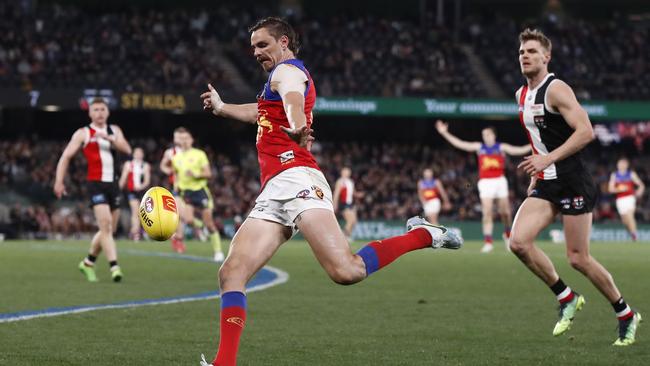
0, 245, 289, 323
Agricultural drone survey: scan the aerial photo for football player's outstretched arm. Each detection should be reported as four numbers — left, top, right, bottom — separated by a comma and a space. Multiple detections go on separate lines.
501, 143, 532, 156
201, 84, 257, 124
272, 64, 313, 148
435, 119, 481, 152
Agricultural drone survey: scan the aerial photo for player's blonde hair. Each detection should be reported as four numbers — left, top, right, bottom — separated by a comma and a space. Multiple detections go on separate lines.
519, 28, 552, 53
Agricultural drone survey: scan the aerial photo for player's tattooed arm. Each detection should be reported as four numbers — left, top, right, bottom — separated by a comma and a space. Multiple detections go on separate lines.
201, 84, 258, 124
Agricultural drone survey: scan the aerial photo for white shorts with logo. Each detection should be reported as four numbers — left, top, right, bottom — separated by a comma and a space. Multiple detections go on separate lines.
248, 167, 334, 230
616, 195, 636, 215
477, 176, 509, 199
423, 198, 441, 215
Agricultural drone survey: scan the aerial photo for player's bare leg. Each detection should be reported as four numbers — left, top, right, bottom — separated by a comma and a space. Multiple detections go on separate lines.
511, 197, 586, 336
209, 218, 291, 366
202, 207, 224, 261
620, 212, 638, 241
296, 209, 366, 284
297, 208, 461, 285
510, 198, 559, 284
562, 212, 639, 344
128, 198, 141, 240
563, 214, 620, 302
342, 207, 358, 241
79, 204, 121, 282
480, 197, 495, 253
497, 197, 513, 250
425, 211, 440, 226
171, 197, 186, 253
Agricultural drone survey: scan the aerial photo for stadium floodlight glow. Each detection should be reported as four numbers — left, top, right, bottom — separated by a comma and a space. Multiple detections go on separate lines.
42, 105, 61, 112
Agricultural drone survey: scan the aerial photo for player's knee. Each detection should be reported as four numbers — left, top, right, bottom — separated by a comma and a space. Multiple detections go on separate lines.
482, 212, 493, 222
508, 235, 530, 256
567, 252, 590, 271
97, 217, 112, 233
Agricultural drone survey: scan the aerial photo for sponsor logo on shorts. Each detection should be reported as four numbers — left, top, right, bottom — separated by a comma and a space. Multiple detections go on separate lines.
296, 189, 310, 199
279, 150, 295, 164
560, 198, 571, 210
573, 196, 585, 210
144, 197, 154, 213
226, 316, 245, 328
92, 194, 106, 203
161, 195, 177, 213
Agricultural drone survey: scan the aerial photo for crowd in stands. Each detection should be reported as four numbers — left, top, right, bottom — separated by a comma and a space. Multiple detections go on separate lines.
8, 1, 649, 100
1, 137, 648, 239
462, 11, 650, 100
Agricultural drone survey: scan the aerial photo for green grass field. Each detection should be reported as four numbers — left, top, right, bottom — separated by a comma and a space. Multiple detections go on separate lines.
1, 239, 648, 366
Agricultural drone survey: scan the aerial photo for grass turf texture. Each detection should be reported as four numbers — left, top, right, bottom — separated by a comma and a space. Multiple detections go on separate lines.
0, 239, 648, 366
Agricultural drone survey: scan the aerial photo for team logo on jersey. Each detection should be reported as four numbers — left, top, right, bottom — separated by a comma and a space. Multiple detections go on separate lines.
279, 150, 295, 164
144, 197, 154, 213
534, 116, 547, 129
161, 195, 176, 213
572, 196, 585, 210
560, 198, 571, 210
312, 185, 324, 199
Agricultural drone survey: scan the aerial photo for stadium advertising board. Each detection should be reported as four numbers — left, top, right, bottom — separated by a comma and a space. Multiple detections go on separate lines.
3, 88, 650, 120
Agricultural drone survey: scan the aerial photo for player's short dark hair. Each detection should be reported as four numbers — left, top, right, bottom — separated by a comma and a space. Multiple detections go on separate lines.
483, 126, 497, 135
249, 17, 300, 55
174, 126, 190, 135
90, 97, 108, 106
519, 28, 552, 53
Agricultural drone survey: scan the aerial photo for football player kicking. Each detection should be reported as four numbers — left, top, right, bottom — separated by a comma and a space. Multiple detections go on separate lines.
198, 17, 462, 366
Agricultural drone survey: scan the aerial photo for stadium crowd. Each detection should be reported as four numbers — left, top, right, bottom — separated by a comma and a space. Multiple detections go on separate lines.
3, 1, 648, 99
1, 137, 648, 239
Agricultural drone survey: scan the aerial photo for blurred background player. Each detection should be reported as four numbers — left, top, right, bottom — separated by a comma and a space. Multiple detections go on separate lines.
436, 120, 530, 253
53, 98, 132, 282
417, 168, 451, 225
332, 166, 358, 241
171, 127, 224, 261
160, 130, 187, 253
118, 147, 151, 241
608, 157, 645, 241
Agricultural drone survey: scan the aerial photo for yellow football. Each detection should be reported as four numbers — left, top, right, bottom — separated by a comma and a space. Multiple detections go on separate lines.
139, 186, 179, 241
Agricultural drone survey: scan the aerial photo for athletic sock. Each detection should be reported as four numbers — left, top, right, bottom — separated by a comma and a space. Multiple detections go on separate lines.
550, 278, 574, 304
504, 227, 511, 239
484, 235, 493, 245
83, 254, 97, 267
612, 297, 633, 321
214, 291, 247, 366
109, 260, 119, 271
210, 232, 222, 253
356, 228, 432, 276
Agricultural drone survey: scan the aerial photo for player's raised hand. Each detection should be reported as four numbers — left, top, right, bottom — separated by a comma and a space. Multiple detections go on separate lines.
518, 154, 552, 176
200, 84, 225, 115
53, 181, 67, 199
435, 120, 448, 133
281, 125, 315, 148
